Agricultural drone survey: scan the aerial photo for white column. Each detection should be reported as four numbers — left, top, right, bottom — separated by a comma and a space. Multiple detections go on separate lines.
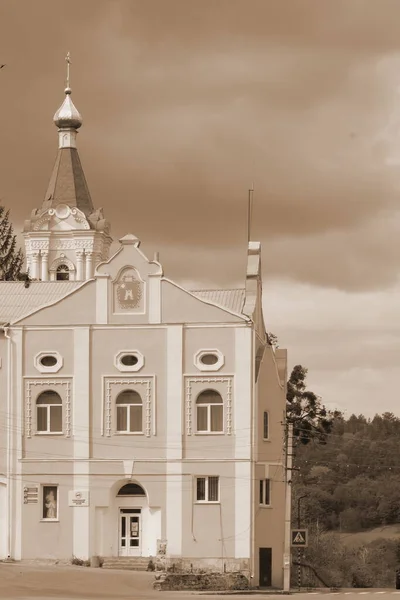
30, 252, 39, 280
76, 251, 84, 281
234, 327, 252, 559
73, 327, 90, 560
40, 252, 49, 281
85, 253, 93, 279
166, 326, 183, 556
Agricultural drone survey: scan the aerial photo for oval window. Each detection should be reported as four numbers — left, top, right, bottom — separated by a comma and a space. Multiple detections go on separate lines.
200, 353, 219, 366
40, 355, 58, 367
120, 354, 139, 367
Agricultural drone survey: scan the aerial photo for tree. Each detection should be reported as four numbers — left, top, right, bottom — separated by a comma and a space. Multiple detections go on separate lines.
286, 364, 341, 445
0, 204, 25, 281
267, 332, 340, 445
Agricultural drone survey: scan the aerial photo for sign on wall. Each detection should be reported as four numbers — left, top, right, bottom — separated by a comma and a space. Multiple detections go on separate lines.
291, 529, 308, 547
68, 490, 90, 507
23, 486, 39, 504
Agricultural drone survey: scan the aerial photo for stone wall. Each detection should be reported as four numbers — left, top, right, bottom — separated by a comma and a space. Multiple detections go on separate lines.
153, 571, 250, 591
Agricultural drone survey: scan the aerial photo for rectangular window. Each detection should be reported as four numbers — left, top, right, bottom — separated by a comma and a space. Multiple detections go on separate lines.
260, 479, 271, 506
129, 405, 142, 433
42, 485, 58, 520
196, 476, 220, 503
263, 411, 269, 440
210, 405, 223, 432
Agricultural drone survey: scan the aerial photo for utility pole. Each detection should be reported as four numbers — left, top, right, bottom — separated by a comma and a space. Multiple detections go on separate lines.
296, 494, 308, 591
283, 422, 293, 592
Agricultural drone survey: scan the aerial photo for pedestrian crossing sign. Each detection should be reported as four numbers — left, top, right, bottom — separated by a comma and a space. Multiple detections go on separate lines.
291, 529, 308, 547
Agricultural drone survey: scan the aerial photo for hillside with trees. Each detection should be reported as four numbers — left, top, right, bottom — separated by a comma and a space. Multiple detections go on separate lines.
269, 333, 400, 588
291, 408, 400, 587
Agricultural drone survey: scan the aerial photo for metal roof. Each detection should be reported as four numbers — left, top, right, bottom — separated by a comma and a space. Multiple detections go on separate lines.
42, 147, 94, 217
189, 288, 246, 315
0, 281, 84, 324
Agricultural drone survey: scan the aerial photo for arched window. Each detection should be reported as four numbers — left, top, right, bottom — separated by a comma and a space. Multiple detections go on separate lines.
56, 264, 70, 281
196, 389, 223, 433
117, 483, 146, 496
36, 390, 62, 433
116, 390, 142, 433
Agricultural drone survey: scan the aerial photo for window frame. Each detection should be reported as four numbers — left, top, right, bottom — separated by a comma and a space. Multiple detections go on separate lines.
34, 351, 63, 374
194, 349, 225, 372
41, 485, 59, 522
56, 264, 70, 281
114, 350, 145, 373
259, 478, 271, 507
263, 411, 269, 441
195, 389, 224, 434
115, 389, 144, 435
36, 391, 63, 435
195, 476, 220, 504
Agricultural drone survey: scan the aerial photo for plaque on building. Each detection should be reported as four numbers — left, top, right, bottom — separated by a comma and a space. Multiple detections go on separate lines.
23, 486, 39, 504
68, 490, 90, 507
113, 268, 144, 313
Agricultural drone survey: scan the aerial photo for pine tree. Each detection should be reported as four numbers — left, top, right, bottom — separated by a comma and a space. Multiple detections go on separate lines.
0, 204, 25, 281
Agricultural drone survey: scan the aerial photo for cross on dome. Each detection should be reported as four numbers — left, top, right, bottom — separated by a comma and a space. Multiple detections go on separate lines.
53, 52, 82, 130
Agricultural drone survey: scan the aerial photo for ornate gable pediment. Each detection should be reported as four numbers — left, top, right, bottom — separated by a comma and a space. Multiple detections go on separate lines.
32, 204, 90, 232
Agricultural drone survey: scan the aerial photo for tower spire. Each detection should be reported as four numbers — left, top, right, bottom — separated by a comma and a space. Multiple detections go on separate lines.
53, 52, 83, 148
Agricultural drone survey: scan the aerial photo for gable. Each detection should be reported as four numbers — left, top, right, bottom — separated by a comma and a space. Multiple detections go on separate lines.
161, 280, 245, 324
0, 281, 86, 325
16, 281, 96, 326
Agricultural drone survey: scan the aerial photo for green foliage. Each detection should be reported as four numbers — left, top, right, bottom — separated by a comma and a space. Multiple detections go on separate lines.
268, 333, 340, 446
286, 364, 341, 445
293, 412, 400, 532
0, 204, 25, 281
295, 529, 400, 588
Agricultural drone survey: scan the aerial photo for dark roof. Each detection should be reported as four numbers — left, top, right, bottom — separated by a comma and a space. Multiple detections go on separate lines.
41, 147, 94, 216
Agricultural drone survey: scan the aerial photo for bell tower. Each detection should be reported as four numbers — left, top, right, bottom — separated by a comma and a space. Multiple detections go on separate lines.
23, 53, 112, 281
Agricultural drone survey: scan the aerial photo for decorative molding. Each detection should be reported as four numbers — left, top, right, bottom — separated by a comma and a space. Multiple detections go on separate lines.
25, 378, 72, 439
104, 377, 153, 438
34, 351, 63, 374
114, 350, 145, 373
194, 349, 225, 372
27, 240, 49, 251
184, 376, 233, 436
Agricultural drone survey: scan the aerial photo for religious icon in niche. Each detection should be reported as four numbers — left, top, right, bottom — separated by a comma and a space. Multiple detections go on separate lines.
115, 269, 143, 311
43, 485, 58, 519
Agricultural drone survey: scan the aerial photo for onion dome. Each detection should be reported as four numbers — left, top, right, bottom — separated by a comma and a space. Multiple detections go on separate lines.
53, 87, 82, 130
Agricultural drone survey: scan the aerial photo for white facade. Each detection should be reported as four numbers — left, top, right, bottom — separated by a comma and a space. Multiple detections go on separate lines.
0, 82, 289, 588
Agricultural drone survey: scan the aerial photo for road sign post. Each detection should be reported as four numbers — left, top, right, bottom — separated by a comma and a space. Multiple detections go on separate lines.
291, 528, 308, 548
291, 529, 308, 591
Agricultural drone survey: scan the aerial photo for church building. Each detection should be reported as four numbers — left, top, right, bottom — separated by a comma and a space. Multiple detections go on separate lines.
0, 68, 289, 588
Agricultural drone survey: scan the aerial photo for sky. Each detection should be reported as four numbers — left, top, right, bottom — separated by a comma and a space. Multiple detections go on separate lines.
1, 0, 400, 418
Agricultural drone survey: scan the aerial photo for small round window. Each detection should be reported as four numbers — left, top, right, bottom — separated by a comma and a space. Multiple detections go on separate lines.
39, 355, 58, 367
200, 353, 219, 366
120, 354, 139, 367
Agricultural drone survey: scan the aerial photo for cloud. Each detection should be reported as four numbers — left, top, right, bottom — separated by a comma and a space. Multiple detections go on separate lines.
2, 0, 400, 417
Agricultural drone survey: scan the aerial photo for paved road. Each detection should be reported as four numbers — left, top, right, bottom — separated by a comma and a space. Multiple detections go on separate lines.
1, 564, 399, 600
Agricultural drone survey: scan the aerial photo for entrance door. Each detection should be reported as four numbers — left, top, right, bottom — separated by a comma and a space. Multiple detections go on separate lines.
119, 509, 141, 556
259, 547, 272, 587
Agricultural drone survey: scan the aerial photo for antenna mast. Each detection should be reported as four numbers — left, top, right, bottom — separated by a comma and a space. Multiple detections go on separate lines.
247, 184, 254, 243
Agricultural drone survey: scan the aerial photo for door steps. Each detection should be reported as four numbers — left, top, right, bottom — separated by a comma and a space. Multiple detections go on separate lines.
102, 556, 151, 571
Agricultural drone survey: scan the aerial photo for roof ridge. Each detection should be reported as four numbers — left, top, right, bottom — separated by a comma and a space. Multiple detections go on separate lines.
190, 287, 245, 292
